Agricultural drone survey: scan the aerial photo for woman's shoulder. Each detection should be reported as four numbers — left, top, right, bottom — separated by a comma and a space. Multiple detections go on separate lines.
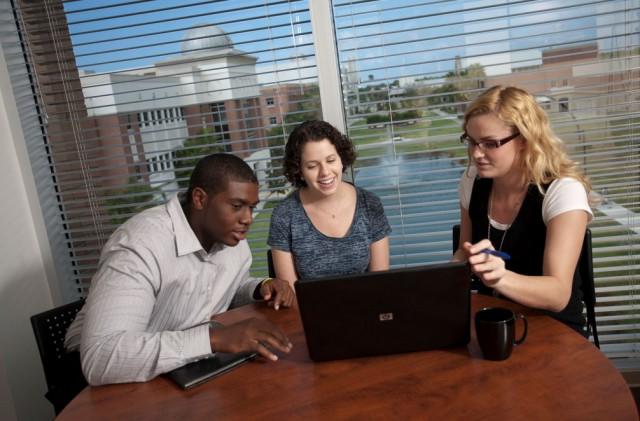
543, 177, 592, 224
460, 165, 478, 190
355, 185, 387, 215
463, 165, 478, 180
271, 190, 302, 216
278, 189, 302, 205
547, 177, 587, 195
355, 184, 382, 203
459, 165, 477, 209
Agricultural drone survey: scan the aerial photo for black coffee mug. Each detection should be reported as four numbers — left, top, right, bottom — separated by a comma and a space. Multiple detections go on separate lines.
475, 307, 528, 361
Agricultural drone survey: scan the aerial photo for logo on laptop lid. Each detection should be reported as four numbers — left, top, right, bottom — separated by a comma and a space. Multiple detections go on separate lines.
379, 312, 394, 321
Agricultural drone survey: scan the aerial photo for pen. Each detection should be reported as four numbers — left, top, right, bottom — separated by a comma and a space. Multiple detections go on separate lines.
481, 249, 511, 260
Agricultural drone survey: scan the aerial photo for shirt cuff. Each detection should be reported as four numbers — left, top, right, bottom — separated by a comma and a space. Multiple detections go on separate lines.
250, 277, 264, 301
182, 323, 214, 357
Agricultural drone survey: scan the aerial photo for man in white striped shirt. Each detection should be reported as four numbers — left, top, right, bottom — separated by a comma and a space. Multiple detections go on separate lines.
65, 154, 294, 386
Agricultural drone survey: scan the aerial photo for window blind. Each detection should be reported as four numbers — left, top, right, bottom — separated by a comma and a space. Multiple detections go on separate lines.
332, 0, 640, 365
5, 0, 321, 299
3, 0, 639, 368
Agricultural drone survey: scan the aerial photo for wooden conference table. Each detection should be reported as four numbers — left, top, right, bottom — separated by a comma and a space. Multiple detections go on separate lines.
58, 295, 638, 420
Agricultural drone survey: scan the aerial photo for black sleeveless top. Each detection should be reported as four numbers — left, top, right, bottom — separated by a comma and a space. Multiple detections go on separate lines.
469, 177, 585, 333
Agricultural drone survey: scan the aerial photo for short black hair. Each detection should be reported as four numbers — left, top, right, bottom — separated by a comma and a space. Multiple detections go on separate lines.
283, 120, 356, 188
186, 153, 258, 199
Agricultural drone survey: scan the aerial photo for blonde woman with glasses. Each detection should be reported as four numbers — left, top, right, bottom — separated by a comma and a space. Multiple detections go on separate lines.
453, 85, 593, 334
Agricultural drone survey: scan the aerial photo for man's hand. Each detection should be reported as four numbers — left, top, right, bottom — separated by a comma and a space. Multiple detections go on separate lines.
260, 278, 294, 310
210, 318, 292, 361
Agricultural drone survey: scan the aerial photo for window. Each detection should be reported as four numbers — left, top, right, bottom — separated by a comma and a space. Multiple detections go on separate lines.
6, 0, 320, 301
559, 98, 569, 112
4, 0, 639, 368
332, 0, 640, 366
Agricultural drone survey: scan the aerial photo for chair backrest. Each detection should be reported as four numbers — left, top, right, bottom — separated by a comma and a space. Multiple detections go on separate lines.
451, 224, 599, 347
452, 224, 460, 253
579, 229, 599, 347
267, 249, 276, 278
30, 299, 87, 414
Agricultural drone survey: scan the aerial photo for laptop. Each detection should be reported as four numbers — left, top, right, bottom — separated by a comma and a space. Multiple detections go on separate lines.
295, 262, 471, 362
165, 351, 256, 389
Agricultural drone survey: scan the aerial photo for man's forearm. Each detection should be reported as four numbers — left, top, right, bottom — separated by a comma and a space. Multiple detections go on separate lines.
80, 325, 212, 385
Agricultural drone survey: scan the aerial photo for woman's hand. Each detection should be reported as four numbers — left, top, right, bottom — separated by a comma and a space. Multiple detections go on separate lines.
463, 239, 508, 288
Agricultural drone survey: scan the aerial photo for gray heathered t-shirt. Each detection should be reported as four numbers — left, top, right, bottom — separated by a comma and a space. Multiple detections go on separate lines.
267, 185, 391, 280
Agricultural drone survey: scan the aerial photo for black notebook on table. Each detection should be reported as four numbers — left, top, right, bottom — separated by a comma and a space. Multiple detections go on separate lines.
166, 352, 256, 389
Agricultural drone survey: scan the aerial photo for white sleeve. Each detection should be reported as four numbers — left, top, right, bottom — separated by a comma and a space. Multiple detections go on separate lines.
542, 178, 593, 225
458, 166, 477, 210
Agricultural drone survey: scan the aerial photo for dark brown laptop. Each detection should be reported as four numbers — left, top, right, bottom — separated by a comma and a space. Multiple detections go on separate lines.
295, 262, 471, 362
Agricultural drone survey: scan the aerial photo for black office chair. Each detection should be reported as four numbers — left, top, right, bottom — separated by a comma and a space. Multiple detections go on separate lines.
30, 299, 87, 414
452, 224, 599, 347
267, 249, 276, 278
579, 229, 599, 347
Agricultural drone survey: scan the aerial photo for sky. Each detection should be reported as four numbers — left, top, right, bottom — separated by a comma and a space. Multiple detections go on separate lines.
62, 0, 638, 83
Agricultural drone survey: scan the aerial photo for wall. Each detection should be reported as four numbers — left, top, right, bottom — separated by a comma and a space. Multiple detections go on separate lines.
0, 40, 56, 420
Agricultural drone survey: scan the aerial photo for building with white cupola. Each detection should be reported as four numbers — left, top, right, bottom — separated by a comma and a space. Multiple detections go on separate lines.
80, 24, 270, 194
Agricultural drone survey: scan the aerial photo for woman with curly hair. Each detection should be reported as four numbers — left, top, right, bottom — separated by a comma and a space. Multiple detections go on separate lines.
453, 85, 593, 334
268, 120, 391, 286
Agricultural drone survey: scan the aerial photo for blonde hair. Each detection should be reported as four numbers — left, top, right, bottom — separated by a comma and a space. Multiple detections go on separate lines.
463, 85, 591, 195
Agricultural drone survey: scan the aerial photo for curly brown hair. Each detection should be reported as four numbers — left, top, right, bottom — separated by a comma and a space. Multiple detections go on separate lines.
283, 120, 356, 188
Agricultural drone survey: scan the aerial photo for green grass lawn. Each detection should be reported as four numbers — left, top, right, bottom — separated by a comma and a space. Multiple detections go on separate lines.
248, 200, 280, 277
348, 114, 463, 159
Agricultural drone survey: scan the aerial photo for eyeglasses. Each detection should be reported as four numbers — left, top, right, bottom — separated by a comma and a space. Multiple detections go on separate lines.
460, 132, 520, 151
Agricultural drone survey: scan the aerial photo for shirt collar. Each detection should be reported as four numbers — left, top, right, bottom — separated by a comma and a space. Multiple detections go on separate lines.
167, 193, 226, 258
167, 193, 205, 257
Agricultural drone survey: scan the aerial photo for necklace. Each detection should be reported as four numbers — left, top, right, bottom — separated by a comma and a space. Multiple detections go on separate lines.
487, 187, 527, 251
316, 205, 336, 219
487, 218, 508, 252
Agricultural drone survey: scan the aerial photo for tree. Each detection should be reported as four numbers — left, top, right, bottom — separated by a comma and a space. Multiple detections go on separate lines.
401, 86, 428, 110
428, 82, 466, 113
105, 177, 157, 226
448, 63, 486, 97
357, 82, 393, 112
365, 109, 421, 125
446, 63, 487, 108
173, 127, 226, 189
265, 84, 321, 193
428, 63, 487, 113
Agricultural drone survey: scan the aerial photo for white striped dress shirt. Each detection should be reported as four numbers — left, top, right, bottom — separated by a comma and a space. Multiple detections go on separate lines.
65, 193, 262, 385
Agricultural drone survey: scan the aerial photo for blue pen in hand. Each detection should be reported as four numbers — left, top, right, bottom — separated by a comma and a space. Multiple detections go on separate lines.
481, 249, 511, 260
